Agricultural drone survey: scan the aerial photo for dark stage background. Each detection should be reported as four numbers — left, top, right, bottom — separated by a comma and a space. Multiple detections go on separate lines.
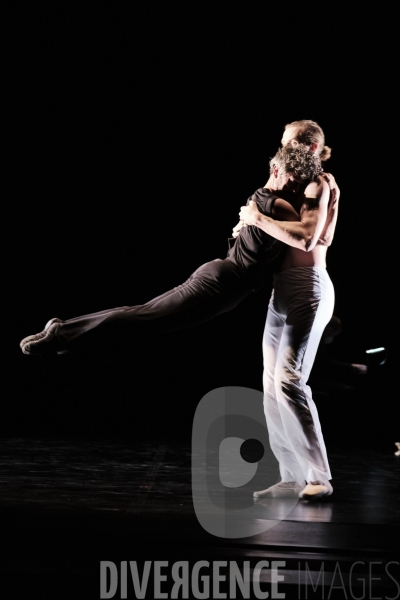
5, 6, 398, 449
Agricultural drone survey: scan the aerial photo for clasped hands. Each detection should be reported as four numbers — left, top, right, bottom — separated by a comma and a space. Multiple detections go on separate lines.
232, 200, 260, 238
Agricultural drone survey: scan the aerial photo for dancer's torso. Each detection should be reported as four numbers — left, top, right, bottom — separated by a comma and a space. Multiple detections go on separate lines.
276, 177, 338, 273
278, 245, 328, 271
227, 188, 285, 272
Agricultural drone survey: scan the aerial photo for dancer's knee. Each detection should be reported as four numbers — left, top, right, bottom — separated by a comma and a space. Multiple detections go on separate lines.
274, 364, 302, 402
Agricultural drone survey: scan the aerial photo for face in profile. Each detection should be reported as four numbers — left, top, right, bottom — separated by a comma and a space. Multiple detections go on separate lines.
274, 166, 301, 193
281, 126, 301, 149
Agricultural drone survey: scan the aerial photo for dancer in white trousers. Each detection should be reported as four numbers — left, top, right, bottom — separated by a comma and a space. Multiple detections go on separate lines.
262, 267, 334, 491
238, 120, 340, 501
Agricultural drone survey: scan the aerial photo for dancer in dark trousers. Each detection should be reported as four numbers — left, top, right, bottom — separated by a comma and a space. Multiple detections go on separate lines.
20, 145, 324, 356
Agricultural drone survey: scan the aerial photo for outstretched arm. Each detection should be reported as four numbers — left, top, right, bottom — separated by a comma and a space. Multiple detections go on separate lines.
239, 177, 330, 251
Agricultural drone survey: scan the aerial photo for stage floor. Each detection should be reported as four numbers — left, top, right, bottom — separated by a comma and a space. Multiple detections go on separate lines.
1, 436, 399, 599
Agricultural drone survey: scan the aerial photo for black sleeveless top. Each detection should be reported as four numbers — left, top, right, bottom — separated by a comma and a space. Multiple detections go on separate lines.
227, 187, 286, 274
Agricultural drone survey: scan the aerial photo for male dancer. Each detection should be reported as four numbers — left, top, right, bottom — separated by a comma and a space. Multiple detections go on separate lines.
20, 145, 322, 356
239, 120, 340, 501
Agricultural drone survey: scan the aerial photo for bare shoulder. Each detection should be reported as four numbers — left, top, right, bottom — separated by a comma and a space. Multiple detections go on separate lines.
303, 176, 329, 202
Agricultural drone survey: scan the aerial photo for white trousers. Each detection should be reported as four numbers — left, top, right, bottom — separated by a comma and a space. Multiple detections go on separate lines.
262, 267, 335, 483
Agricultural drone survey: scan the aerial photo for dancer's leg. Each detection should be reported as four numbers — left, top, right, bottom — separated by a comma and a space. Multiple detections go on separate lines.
272, 268, 334, 484
261, 287, 306, 485
20, 259, 253, 354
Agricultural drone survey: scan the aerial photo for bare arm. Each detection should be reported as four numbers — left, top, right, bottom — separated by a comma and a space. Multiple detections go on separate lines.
232, 197, 300, 237
317, 173, 340, 247
239, 177, 330, 252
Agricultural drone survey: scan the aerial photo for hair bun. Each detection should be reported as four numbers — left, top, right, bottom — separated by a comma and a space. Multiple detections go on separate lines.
320, 145, 332, 162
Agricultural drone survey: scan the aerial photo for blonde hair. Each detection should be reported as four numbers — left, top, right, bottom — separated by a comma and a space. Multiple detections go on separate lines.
285, 119, 332, 162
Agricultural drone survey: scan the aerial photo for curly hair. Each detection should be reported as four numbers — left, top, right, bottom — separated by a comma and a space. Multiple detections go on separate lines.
270, 145, 323, 182
285, 119, 332, 162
